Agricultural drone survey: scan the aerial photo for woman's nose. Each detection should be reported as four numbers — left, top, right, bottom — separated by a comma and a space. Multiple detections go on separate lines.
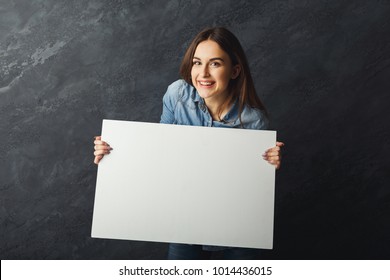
201, 65, 210, 77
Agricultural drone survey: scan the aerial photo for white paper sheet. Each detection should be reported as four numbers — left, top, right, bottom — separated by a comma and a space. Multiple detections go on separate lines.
91, 119, 276, 249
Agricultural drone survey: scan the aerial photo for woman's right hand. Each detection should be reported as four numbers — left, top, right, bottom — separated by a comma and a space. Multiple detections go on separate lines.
94, 136, 112, 165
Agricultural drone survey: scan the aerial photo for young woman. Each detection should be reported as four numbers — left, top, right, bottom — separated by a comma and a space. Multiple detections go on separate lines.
93, 27, 284, 259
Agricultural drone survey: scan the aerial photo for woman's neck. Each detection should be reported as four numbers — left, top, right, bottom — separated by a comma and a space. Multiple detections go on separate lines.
204, 94, 233, 121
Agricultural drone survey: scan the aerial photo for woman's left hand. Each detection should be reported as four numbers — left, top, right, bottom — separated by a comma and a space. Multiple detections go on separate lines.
263, 141, 284, 170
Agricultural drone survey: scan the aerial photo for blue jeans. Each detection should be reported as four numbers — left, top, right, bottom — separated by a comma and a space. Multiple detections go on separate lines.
167, 243, 262, 260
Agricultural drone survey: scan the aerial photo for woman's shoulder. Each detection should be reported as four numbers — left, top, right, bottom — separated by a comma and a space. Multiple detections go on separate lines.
165, 79, 192, 97
241, 106, 269, 130
163, 79, 195, 106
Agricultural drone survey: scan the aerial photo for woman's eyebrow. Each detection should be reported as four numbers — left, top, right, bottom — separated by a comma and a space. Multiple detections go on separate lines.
193, 56, 225, 62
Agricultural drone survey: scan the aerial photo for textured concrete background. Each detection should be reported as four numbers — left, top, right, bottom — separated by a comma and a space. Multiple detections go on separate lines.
1, 0, 389, 259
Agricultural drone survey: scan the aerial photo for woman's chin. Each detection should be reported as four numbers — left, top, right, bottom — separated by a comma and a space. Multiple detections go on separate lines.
197, 89, 218, 99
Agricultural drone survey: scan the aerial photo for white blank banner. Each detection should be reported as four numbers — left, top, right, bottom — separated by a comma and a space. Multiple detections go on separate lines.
91, 120, 276, 249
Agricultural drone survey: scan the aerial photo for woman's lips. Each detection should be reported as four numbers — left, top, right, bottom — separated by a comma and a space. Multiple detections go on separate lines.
198, 81, 215, 87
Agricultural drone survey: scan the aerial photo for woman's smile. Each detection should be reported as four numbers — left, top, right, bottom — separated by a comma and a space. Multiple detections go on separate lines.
198, 80, 215, 87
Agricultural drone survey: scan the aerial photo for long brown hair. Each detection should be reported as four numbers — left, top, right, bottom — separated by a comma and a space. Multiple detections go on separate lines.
179, 27, 268, 122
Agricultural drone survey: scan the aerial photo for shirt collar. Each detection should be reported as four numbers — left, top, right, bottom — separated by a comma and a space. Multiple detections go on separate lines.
223, 98, 239, 121
190, 85, 203, 103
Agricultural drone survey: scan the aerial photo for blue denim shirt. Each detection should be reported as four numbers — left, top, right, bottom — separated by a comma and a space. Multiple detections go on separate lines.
159, 79, 269, 251
160, 79, 269, 130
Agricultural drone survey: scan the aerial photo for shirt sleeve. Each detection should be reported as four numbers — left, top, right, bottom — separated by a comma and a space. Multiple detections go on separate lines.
252, 110, 269, 130
159, 80, 183, 124
240, 106, 269, 130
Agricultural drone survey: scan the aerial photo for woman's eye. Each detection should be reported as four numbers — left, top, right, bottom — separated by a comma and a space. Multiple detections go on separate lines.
192, 61, 201, 65
210, 62, 220, 67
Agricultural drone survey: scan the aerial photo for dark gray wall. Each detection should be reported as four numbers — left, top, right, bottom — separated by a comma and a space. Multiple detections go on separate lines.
1, 0, 389, 259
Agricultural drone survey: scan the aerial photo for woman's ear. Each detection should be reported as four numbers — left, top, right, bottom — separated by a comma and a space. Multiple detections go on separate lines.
231, 64, 241, 79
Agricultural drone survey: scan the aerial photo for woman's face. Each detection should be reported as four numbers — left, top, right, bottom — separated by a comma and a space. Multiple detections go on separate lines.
191, 40, 240, 104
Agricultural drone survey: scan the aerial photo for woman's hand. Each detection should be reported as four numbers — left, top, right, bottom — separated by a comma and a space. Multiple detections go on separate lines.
93, 136, 112, 165
263, 141, 284, 170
